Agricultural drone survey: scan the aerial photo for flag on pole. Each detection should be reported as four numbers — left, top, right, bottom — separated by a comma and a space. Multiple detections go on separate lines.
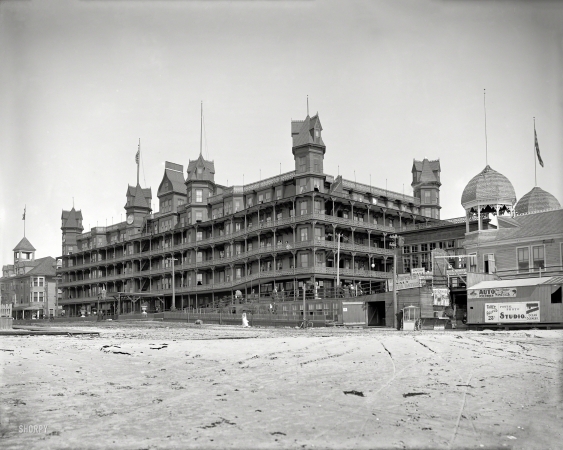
135, 148, 140, 165
22, 207, 26, 220
534, 128, 544, 167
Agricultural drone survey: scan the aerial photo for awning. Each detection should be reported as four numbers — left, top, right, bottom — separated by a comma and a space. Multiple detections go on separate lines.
12, 305, 45, 311
470, 277, 558, 290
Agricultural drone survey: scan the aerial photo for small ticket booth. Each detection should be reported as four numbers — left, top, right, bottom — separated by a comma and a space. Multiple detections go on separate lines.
402, 305, 421, 331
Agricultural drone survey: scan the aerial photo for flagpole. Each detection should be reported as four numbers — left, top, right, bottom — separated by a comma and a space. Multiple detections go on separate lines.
23, 205, 26, 237
137, 138, 140, 186
533, 117, 537, 187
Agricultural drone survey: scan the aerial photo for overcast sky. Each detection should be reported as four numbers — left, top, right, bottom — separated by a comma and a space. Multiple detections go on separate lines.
1, 0, 562, 264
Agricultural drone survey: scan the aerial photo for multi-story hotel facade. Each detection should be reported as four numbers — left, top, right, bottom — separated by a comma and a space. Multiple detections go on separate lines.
57, 113, 440, 316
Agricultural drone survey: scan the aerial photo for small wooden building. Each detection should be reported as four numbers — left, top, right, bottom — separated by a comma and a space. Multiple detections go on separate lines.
467, 276, 563, 329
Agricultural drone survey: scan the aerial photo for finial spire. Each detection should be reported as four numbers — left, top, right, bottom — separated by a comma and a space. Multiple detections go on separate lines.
137, 138, 141, 185
307, 95, 309, 117
484, 89, 488, 166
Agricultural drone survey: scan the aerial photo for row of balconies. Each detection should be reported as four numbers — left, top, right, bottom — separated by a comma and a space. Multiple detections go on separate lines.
74, 212, 401, 253
59, 266, 394, 301
61, 239, 396, 273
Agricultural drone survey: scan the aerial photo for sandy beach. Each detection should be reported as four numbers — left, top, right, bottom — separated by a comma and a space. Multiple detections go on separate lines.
1, 322, 562, 449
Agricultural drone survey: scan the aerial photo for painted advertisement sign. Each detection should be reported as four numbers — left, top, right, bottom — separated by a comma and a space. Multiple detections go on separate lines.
484, 302, 540, 323
387, 274, 422, 291
467, 287, 517, 299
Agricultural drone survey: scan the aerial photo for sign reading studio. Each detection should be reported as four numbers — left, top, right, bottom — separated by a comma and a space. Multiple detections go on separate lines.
485, 302, 540, 323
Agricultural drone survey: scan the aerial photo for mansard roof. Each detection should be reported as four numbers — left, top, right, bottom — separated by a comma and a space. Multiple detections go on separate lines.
13, 237, 36, 252
159, 162, 186, 196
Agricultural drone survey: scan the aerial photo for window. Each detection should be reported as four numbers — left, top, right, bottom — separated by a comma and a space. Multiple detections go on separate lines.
195, 189, 203, 203
196, 231, 203, 241
429, 242, 436, 250
258, 194, 264, 203
247, 197, 253, 207
411, 245, 418, 253
196, 252, 203, 263
532, 245, 545, 269
300, 253, 309, 268
468, 253, 477, 273
551, 287, 562, 304
517, 247, 529, 272
300, 201, 308, 215
265, 192, 271, 202
196, 273, 203, 285
484, 254, 495, 274
424, 190, 431, 203
299, 156, 306, 173
188, 190, 192, 204
195, 211, 203, 222
39, 292, 44, 302
420, 243, 428, 252
315, 227, 322, 241
235, 200, 241, 212
402, 258, 411, 273
300, 228, 308, 242
33, 292, 38, 301
314, 159, 320, 173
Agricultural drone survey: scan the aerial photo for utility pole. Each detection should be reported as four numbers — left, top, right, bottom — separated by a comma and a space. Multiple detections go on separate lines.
170, 256, 178, 311
389, 234, 404, 329
336, 232, 341, 290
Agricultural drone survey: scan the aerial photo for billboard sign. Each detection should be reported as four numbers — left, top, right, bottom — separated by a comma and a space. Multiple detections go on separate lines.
388, 274, 422, 291
467, 287, 517, 299
485, 302, 540, 323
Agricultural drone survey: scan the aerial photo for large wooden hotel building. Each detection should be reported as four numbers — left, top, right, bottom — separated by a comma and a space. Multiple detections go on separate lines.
57, 114, 441, 316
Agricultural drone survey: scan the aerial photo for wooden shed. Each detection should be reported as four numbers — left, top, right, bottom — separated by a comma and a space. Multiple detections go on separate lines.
466, 276, 563, 329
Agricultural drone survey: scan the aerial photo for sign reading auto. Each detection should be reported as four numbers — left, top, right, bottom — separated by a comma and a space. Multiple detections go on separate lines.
484, 302, 540, 323
467, 287, 517, 299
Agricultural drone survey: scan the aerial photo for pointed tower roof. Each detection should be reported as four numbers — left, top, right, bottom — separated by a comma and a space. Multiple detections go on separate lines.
129, 184, 152, 209
186, 154, 215, 182
61, 208, 83, 229
291, 114, 325, 149
515, 186, 561, 214
13, 237, 36, 252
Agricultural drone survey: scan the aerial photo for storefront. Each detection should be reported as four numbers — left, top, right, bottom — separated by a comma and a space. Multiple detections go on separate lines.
466, 277, 563, 329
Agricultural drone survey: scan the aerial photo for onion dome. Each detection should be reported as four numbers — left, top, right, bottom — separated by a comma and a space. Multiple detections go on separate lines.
461, 165, 516, 213
515, 186, 561, 214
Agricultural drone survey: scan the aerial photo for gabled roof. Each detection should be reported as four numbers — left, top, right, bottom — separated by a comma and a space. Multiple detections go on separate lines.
13, 237, 36, 252
291, 114, 325, 148
26, 257, 56, 277
465, 208, 563, 246
61, 208, 83, 229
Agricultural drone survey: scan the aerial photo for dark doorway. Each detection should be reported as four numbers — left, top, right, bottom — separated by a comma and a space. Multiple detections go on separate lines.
367, 301, 386, 326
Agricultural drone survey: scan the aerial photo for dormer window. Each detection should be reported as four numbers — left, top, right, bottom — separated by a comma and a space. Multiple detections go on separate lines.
315, 129, 320, 138
197, 167, 203, 174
